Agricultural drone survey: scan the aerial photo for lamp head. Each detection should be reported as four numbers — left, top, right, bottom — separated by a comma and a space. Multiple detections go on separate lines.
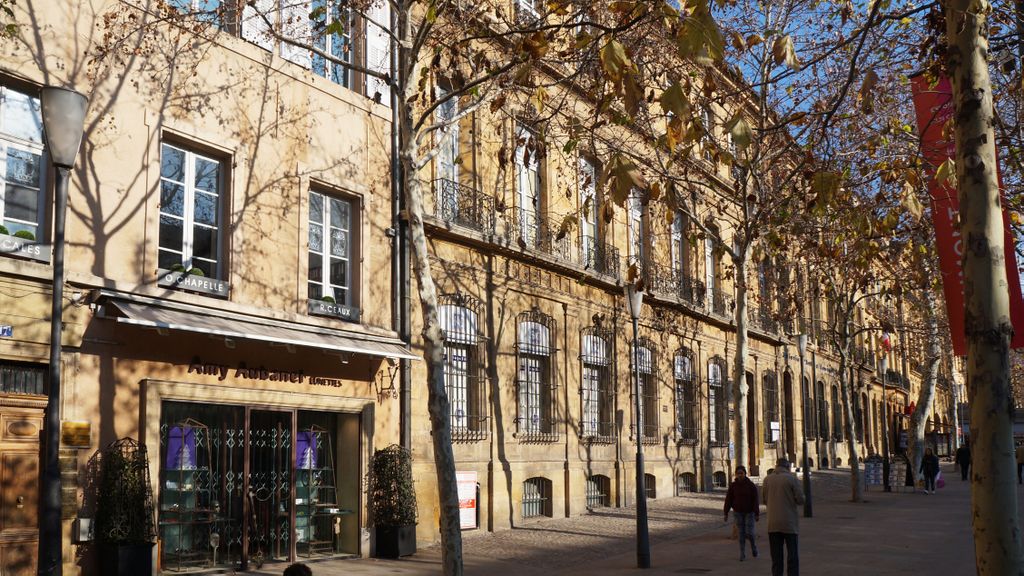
797, 334, 807, 357
40, 86, 88, 168
623, 283, 644, 320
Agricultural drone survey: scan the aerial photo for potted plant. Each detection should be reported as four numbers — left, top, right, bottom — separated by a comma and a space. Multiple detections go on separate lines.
367, 444, 418, 558
95, 438, 156, 575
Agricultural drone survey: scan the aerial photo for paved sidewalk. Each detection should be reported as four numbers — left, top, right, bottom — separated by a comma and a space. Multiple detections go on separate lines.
248, 463, 1005, 575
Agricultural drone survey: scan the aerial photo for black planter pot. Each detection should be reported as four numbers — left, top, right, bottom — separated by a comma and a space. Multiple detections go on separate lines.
375, 525, 417, 558
99, 542, 154, 576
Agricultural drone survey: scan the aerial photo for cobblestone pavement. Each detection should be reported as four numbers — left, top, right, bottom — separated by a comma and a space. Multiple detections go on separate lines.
245, 463, 1005, 575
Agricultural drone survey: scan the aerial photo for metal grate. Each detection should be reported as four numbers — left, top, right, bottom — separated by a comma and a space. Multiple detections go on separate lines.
708, 357, 728, 444
674, 350, 697, 442
677, 472, 698, 495
762, 371, 778, 442
713, 471, 728, 489
581, 328, 614, 438
0, 361, 45, 395
632, 338, 659, 440
439, 293, 488, 440
516, 309, 556, 437
586, 475, 610, 509
522, 477, 551, 518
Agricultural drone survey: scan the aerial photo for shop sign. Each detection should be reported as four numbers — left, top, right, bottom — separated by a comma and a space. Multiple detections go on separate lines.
456, 471, 478, 529
61, 421, 91, 448
187, 358, 345, 388
0, 325, 11, 337
158, 269, 230, 298
307, 299, 361, 323
0, 233, 51, 263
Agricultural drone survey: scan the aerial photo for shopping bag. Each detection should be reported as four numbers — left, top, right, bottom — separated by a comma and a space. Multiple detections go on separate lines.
936, 471, 945, 489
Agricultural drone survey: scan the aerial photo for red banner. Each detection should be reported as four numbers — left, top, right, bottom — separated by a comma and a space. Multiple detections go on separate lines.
910, 75, 1024, 355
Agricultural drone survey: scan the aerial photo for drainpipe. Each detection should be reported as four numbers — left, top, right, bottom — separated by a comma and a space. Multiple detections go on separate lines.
390, 2, 412, 449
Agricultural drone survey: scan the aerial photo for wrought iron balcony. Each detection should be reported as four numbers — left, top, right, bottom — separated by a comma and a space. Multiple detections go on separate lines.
503, 209, 577, 262
709, 285, 734, 318
646, 261, 706, 308
749, 303, 778, 334
430, 179, 495, 235
580, 238, 622, 280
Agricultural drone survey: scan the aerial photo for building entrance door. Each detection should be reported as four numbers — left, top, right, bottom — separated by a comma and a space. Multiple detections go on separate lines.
0, 401, 44, 576
246, 409, 293, 566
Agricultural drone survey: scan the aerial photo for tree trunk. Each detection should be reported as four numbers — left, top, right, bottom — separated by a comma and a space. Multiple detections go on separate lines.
908, 290, 941, 479
943, 0, 1023, 570
401, 118, 464, 574
733, 251, 750, 470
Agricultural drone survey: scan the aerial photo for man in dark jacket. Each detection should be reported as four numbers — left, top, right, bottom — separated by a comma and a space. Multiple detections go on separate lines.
762, 458, 804, 576
724, 465, 759, 561
955, 442, 971, 481
920, 447, 940, 493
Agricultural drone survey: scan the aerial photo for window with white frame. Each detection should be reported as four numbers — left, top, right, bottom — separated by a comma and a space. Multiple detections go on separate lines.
699, 106, 713, 161
515, 123, 542, 247
308, 191, 355, 305
580, 328, 612, 438
708, 357, 727, 444
159, 142, 224, 278
440, 295, 487, 438
627, 189, 644, 268
674, 349, 697, 441
436, 87, 460, 185
763, 371, 778, 444
311, 0, 353, 87
579, 157, 599, 268
670, 211, 689, 277
517, 311, 554, 436
704, 228, 719, 309
515, 0, 542, 17
0, 85, 45, 241
634, 339, 658, 439
167, 0, 226, 26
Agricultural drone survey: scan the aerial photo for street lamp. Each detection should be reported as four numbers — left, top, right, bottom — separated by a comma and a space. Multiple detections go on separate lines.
880, 355, 891, 492
797, 334, 813, 517
624, 283, 651, 569
39, 86, 88, 576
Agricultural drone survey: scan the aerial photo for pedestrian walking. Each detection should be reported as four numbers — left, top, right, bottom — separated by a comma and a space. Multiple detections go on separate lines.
284, 563, 312, 576
955, 441, 971, 481
920, 447, 940, 494
762, 458, 804, 576
723, 465, 759, 561
1017, 442, 1024, 485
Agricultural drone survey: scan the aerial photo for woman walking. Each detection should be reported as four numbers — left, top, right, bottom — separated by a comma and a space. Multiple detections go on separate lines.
724, 465, 760, 560
920, 447, 940, 494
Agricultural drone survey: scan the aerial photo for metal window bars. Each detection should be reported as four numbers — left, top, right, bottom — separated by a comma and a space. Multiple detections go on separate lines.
515, 309, 557, 439
438, 293, 488, 441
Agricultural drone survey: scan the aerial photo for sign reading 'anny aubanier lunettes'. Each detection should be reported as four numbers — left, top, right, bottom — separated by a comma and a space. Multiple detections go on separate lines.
0, 234, 51, 263
187, 359, 345, 388
158, 269, 230, 297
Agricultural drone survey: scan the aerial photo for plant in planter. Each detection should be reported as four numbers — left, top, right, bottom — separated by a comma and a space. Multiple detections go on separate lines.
321, 295, 336, 304
12, 229, 34, 241
169, 263, 187, 273
187, 267, 205, 277
0, 225, 8, 235
367, 444, 418, 558
95, 438, 157, 576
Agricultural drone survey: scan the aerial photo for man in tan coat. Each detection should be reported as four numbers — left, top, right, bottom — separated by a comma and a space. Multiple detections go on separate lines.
762, 458, 805, 576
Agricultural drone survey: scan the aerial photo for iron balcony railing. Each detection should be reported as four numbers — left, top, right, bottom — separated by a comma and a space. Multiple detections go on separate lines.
580, 238, 622, 280
504, 209, 576, 263
645, 261, 706, 309
709, 285, 735, 318
430, 178, 495, 235
749, 303, 778, 334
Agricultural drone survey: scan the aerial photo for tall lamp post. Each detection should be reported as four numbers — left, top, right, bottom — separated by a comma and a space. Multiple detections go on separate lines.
624, 283, 651, 569
880, 355, 891, 492
39, 86, 88, 576
797, 334, 813, 517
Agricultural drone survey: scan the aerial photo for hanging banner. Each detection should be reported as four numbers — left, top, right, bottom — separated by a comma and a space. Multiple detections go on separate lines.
910, 74, 1024, 355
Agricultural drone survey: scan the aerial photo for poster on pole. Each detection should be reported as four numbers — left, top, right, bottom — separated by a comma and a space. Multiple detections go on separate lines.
910, 74, 1024, 355
456, 471, 478, 530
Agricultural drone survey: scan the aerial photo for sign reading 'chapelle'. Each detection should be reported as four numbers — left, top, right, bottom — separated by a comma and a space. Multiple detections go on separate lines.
187, 358, 345, 388
158, 269, 230, 298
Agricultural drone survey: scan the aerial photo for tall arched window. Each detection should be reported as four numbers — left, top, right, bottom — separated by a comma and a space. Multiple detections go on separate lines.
708, 357, 728, 444
581, 327, 613, 438
633, 338, 659, 439
817, 381, 829, 440
439, 294, 487, 439
762, 371, 778, 445
516, 309, 556, 436
831, 385, 843, 441
674, 349, 697, 442
802, 376, 814, 439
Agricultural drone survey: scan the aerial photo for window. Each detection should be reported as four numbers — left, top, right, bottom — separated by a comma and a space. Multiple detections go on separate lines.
515, 123, 542, 247
0, 360, 45, 395
708, 357, 727, 444
677, 472, 697, 495
802, 376, 814, 439
627, 189, 644, 268
712, 470, 728, 489
308, 191, 355, 306
159, 142, 224, 278
832, 385, 843, 441
440, 295, 487, 439
704, 227, 719, 311
699, 106, 713, 161
522, 477, 551, 518
0, 85, 45, 241
516, 0, 542, 18
580, 328, 613, 438
670, 211, 689, 277
167, 0, 226, 26
817, 381, 829, 440
674, 349, 697, 442
436, 87, 460, 185
579, 157, 599, 268
644, 473, 656, 499
586, 475, 610, 508
311, 0, 353, 87
762, 371, 778, 444
516, 310, 555, 437
633, 339, 658, 439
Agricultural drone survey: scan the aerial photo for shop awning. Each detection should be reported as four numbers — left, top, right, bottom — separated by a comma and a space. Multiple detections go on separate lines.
99, 296, 419, 361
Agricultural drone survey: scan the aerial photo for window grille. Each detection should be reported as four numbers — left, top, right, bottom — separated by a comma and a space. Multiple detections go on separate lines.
631, 338, 658, 440
580, 327, 613, 438
586, 475, 610, 509
674, 349, 697, 442
712, 471, 728, 489
832, 385, 843, 441
516, 309, 556, 438
439, 293, 487, 441
644, 473, 656, 499
802, 376, 814, 439
762, 371, 778, 445
817, 381, 829, 440
708, 357, 728, 445
677, 472, 697, 495
0, 361, 44, 395
522, 477, 551, 518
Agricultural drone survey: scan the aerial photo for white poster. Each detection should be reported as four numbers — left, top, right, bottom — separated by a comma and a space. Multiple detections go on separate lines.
456, 471, 478, 529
